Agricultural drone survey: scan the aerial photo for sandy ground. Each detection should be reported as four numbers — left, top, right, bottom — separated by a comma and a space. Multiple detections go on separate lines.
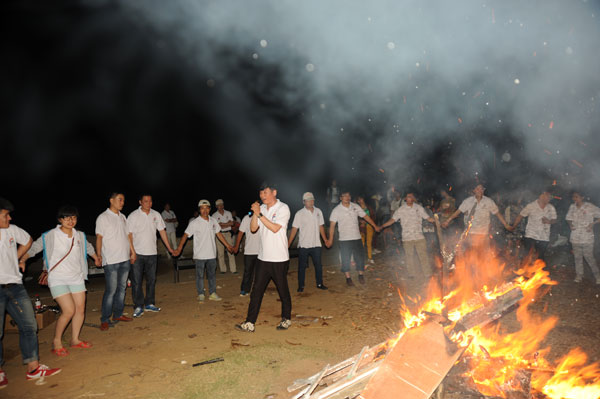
2, 241, 600, 399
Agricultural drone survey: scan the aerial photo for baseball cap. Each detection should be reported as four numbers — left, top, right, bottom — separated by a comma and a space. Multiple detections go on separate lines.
302, 192, 315, 201
198, 199, 211, 207
215, 199, 224, 205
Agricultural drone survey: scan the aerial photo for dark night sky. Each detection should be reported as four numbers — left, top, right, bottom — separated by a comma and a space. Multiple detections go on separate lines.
3, 0, 599, 236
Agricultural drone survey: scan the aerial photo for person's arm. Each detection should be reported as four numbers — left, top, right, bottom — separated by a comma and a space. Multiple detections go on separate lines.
250, 202, 260, 233
511, 214, 524, 230
128, 233, 137, 264
96, 234, 103, 266
173, 234, 189, 257
287, 227, 298, 248
158, 229, 175, 254
22, 235, 44, 263
17, 238, 33, 272
326, 221, 336, 247
362, 214, 380, 232
233, 230, 245, 253
493, 211, 511, 230
442, 209, 462, 228
542, 207, 558, 225
216, 232, 234, 252
319, 225, 328, 246
380, 217, 396, 230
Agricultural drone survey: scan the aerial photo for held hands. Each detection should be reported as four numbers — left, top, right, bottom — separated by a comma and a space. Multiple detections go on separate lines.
94, 256, 102, 267
542, 217, 551, 225
441, 221, 449, 229
226, 245, 235, 254
130, 252, 137, 265
374, 225, 381, 233
18, 260, 26, 272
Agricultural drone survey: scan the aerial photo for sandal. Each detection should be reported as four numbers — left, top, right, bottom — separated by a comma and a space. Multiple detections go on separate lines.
51, 347, 69, 357
70, 341, 93, 349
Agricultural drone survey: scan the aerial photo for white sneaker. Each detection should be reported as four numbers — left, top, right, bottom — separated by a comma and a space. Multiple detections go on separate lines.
197, 294, 205, 302
209, 293, 222, 301
574, 276, 582, 283
235, 321, 255, 332
276, 319, 292, 330
368, 259, 375, 264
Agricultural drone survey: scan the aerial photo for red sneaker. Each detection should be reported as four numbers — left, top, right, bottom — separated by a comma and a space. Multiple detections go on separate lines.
100, 322, 110, 331
26, 364, 61, 380
0, 369, 7, 389
113, 315, 133, 322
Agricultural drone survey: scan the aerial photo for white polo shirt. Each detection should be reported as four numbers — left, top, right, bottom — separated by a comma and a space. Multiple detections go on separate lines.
520, 200, 557, 242
127, 207, 166, 256
330, 202, 366, 241
566, 202, 600, 244
458, 196, 499, 235
239, 215, 260, 255
292, 206, 324, 248
161, 210, 177, 233
95, 209, 130, 265
212, 210, 233, 232
257, 200, 290, 262
0, 225, 31, 284
392, 203, 430, 242
185, 216, 221, 260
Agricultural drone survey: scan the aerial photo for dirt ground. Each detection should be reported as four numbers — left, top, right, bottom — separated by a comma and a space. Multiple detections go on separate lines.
2, 241, 600, 399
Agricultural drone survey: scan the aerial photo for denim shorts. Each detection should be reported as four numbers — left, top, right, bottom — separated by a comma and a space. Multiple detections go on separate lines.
50, 283, 86, 298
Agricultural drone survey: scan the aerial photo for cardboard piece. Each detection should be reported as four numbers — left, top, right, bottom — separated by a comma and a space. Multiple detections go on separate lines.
4, 310, 56, 332
360, 319, 466, 399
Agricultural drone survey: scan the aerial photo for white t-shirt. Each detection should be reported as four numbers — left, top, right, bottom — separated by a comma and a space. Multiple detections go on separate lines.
161, 210, 177, 233
212, 210, 233, 232
458, 196, 499, 235
48, 227, 85, 286
520, 201, 557, 242
0, 225, 31, 284
95, 209, 130, 265
292, 207, 324, 248
392, 203, 430, 242
239, 215, 260, 255
258, 200, 290, 262
185, 216, 221, 260
566, 202, 600, 244
329, 202, 366, 241
127, 208, 166, 256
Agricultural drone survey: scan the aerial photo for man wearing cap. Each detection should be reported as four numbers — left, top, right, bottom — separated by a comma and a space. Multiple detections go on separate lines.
212, 199, 237, 274
173, 200, 234, 302
326, 190, 380, 287
236, 182, 292, 332
287, 192, 329, 292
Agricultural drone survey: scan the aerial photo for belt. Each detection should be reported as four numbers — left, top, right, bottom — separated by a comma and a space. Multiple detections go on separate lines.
0, 283, 18, 288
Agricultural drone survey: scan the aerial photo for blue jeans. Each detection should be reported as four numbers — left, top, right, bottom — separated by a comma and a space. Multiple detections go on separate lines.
130, 254, 157, 308
195, 259, 217, 295
0, 284, 39, 365
297, 247, 323, 288
339, 239, 365, 273
101, 261, 130, 323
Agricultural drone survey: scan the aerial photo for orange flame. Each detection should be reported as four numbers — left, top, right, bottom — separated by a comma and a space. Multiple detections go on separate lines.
390, 246, 600, 398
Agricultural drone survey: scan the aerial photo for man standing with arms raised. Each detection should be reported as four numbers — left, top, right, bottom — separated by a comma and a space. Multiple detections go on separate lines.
327, 190, 380, 287
1, 198, 61, 388
236, 182, 292, 332
213, 199, 237, 274
287, 192, 329, 293
127, 195, 175, 318
96, 192, 136, 331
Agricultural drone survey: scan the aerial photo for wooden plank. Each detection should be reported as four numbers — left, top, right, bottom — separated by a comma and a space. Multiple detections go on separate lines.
360, 319, 467, 399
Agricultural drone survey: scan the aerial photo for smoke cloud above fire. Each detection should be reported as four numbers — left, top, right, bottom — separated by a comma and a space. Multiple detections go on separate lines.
120, 0, 599, 201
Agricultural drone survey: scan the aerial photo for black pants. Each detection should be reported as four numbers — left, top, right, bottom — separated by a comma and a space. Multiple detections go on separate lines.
523, 237, 549, 260
245, 260, 291, 324
240, 254, 259, 293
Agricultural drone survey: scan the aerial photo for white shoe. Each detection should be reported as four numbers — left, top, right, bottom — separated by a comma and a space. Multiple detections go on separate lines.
209, 293, 222, 301
197, 294, 205, 302
368, 259, 375, 264
235, 321, 255, 332
574, 276, 582, 283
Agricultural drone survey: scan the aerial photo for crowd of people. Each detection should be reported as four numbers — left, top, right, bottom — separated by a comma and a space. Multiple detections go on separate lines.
2, 179, 600, 389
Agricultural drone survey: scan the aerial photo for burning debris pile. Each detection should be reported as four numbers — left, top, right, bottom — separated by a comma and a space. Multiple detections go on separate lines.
288, 254, 600, 399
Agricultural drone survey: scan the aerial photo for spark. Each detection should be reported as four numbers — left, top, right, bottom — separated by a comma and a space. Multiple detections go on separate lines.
571, 160, 583, 168
549, 121, 554, 129
544, 149, 553, 155
260, 39, 268, 48
458, 117, 463, 124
